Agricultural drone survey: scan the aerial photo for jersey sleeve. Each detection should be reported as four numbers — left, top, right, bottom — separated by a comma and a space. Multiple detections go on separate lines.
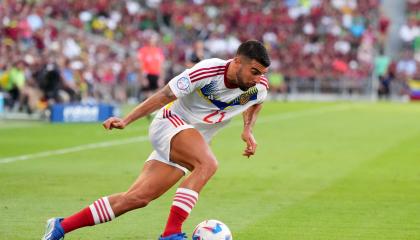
168, 59, 223, 98
256, 75, 269, 104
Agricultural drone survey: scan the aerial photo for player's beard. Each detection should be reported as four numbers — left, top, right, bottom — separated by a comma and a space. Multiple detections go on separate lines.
236, 71, 250, 91
239, 84, 249, 91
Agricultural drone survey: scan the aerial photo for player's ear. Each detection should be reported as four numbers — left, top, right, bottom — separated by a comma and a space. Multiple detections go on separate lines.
233, 56, 241, 65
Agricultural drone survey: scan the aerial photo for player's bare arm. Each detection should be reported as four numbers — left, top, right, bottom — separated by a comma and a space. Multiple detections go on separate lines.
241, 103, 263, 157
103, 85, 177, 130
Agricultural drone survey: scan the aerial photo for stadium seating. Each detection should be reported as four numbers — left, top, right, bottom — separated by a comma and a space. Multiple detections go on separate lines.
1, 0, 418, 115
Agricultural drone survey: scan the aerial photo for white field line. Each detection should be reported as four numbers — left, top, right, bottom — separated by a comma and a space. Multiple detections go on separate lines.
0, 136, 148, 164
0, 123, 45, 129
0, 104, 352, 164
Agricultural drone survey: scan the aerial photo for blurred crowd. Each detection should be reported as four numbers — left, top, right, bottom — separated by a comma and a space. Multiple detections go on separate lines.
375, 0, 420, 99
0, 0, 418, 114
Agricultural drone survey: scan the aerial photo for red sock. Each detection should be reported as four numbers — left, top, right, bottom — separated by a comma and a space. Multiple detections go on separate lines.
61, 207, 94, 233
162, 188, 199, 237
61, 197, 115, 233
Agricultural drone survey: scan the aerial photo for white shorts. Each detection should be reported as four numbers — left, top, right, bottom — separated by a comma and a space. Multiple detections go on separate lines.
146, 108, 228, 175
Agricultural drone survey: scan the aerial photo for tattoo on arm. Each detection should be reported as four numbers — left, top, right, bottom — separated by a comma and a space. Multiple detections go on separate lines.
162, 85, 176, 100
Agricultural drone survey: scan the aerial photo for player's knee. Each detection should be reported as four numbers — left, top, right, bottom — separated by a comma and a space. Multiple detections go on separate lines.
207, 158, 219, 176
195, 157, 218, 178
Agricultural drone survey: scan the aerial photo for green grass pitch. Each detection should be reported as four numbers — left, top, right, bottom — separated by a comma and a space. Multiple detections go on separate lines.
1, 101, 420, 239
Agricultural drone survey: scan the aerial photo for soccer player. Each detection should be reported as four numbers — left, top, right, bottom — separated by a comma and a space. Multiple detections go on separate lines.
42, 40, 270, 240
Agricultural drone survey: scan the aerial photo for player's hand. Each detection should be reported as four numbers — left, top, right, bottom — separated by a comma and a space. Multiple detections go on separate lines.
241, 130, 257, 158
102, 117, 127, 130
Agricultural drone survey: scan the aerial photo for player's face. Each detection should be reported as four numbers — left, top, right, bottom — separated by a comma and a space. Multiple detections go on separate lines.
236, 58, 268, 91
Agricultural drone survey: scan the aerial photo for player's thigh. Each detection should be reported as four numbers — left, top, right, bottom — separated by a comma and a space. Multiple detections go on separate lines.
126, 160, 184, 200
169, 128, 216, 171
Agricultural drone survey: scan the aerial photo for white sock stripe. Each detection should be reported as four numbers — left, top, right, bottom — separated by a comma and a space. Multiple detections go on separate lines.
173, 195, 196, 206
97, 199, 110, 222
175, 192, 197, 201
176, 188, 199, 200
102, 197, 115, 220
94, 201, 105, 223
173, 197, 194, 209
89, 204, 101, 224
173, 201, 192, 213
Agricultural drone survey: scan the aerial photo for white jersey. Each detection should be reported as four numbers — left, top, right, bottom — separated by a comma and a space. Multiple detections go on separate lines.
166, 58, 269, 130
147, 58, 269, 173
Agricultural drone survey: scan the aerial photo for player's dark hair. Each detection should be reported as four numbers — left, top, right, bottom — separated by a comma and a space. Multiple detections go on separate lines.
236, 40, 271, 67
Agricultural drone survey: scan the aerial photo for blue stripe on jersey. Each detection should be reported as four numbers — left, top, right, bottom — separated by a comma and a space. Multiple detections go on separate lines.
198, 85, 258, 110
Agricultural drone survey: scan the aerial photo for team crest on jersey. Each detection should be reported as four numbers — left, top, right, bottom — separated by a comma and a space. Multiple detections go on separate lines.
176, 77, 190, 90
232, 86, 258, 106
239, 94, 250, 105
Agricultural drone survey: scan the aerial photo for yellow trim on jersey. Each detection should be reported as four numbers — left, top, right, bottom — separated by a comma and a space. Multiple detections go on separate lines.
197, 89, 215, 105
165, 101, 175, 109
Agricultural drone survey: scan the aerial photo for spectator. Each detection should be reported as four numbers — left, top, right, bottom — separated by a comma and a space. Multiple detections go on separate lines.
399, 17, 420, 49
378, 11, 390, 52
34, 57, 64, 104
185, 40, 208, 68
378, 74, 392, 99
60, 59, 80, 102
3, 61, 26, 110
396, 51, 417, 79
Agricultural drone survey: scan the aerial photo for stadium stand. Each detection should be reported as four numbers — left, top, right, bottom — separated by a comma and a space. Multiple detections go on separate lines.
400, 0, 420, 99
0, 0, 418, 117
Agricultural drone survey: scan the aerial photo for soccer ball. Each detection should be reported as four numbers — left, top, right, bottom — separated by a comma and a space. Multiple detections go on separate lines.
192, 219, 232, 240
